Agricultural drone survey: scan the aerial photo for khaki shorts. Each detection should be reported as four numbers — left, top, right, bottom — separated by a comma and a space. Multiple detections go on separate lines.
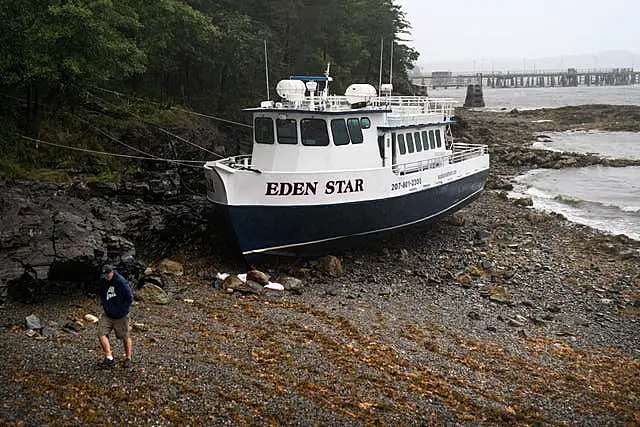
98, 314, 130, 340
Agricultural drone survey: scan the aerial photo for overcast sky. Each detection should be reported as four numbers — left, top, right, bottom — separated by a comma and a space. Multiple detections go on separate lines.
396, 0, 639, 66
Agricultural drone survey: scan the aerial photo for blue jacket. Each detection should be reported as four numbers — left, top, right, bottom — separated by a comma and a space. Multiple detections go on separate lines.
100, 270, 133, 319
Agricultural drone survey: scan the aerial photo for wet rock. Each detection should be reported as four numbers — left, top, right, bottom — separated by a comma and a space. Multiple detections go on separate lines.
467, 265, 485, 277
247, 269, 270, 286
139, 275, 164, 289
447, 213, 465, 226
486, 287, 513, 305
25, 314, 41, 331
525, 212, 548, 224
455, 273, 473, 286
41, 327, 60, 337
317, 255, 344, 277
233, 280, 265, 296
277, 276, 304, 294
62, 321, 83, 333
132, 322, 149, 332
84, 314, 99, 323
0, 180, 144, 302
222, 275, 244, 291
156, 259, 184, 276
513, 197, 534, 207
137, 283, 170, 305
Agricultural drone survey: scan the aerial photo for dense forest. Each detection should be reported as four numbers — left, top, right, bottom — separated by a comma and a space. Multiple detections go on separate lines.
0, 0, 417, 177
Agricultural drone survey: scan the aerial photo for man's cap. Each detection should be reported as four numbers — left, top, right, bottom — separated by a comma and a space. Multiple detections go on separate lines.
100, 264, 114, 279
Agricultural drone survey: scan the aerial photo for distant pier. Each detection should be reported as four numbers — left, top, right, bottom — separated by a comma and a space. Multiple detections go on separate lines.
414, 68, 640, 89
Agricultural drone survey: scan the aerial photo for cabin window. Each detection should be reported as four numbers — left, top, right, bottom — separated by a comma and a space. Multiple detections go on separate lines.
377, 135, 385, 159
254, 117, 274, 144
428, 129, 436, 149
398, 134, 407, 154
347, 118, 364, 144
421, 131, 429, 150
414, 132, 422, 152
406, 132, 415, 153
330, 119, 350, 146
277, 119, 298, 144
435, 129, 443, 148
301, 119, 329, 146
361, 117, 371, 129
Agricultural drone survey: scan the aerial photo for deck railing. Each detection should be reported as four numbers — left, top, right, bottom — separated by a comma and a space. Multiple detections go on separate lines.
394, 143, 488, 174
218, 143, 488, 174
279, 95, 456, 116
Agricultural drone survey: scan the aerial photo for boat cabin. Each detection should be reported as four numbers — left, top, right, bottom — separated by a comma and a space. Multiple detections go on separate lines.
243, 76, 455, 175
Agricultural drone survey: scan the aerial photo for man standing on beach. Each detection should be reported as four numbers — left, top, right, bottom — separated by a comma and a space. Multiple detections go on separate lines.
97, 264, 134, 369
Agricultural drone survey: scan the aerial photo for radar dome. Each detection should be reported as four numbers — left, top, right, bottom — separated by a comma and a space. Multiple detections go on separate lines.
345, 84, 377, 104
276, 80, 306, 102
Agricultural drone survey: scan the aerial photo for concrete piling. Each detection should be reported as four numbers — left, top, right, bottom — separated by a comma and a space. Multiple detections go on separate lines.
464, 84, 485, 108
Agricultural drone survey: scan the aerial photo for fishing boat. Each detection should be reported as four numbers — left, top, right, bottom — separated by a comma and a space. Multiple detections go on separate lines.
204, 67, 489, 256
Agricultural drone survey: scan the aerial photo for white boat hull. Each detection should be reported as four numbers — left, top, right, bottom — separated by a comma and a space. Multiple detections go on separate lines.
205, 155, 489, 255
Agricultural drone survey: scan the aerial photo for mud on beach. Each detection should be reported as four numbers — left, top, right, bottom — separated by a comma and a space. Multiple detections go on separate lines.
1, 105, 639, 425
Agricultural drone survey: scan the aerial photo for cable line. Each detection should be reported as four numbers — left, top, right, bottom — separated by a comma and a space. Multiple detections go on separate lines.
91, 86, 253, 129
19, 135, 205, 169
70, 113, 166, 161
85, 91, 225, 158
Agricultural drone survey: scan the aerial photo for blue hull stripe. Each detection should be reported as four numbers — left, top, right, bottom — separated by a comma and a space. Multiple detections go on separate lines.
219, 170, 489, 254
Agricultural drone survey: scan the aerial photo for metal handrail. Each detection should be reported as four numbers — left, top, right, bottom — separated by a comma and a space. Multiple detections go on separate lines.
394, 144, 488, 174
218, 144, 488, 174
278, 95, 457, 115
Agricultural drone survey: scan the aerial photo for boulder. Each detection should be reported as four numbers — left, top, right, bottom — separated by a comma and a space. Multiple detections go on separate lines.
276, 276, 304, 294
156, 259, 184, 276
137, 283, 170, 305
25, 314, 42, 330
317, 255, 344, 277
447, 213, 466, 226
232, 280, 265, 296
246, 269, 270, 286
0, 181, 142, 303
222, 275, 244, 291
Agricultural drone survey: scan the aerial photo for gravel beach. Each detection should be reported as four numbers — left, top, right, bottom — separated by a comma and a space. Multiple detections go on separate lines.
1, 105, 639, 425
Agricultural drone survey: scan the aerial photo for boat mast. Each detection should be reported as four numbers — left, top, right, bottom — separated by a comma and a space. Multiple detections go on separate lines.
323, 63, 331, 101
264, 40, 270, 100
389, 40, 394, 88
378, 38, 384, 94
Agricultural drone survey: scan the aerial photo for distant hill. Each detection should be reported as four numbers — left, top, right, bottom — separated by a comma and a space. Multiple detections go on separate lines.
412, 50, 640, 75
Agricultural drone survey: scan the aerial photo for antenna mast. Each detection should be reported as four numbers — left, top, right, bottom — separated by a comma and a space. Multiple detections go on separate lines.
264, 40, 270, 100
378, 38, 384, 93
389, 40, 394, 86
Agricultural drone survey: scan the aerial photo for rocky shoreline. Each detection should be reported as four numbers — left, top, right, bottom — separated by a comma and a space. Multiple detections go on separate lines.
1, 105, 639, 425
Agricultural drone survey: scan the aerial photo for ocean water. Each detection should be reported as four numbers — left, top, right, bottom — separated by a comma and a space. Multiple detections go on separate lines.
517, 130, 640, 240
532, 130, 640, 160
514, 166, 640, 240
438, 84, 640, 240
429, 84, 640, 110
